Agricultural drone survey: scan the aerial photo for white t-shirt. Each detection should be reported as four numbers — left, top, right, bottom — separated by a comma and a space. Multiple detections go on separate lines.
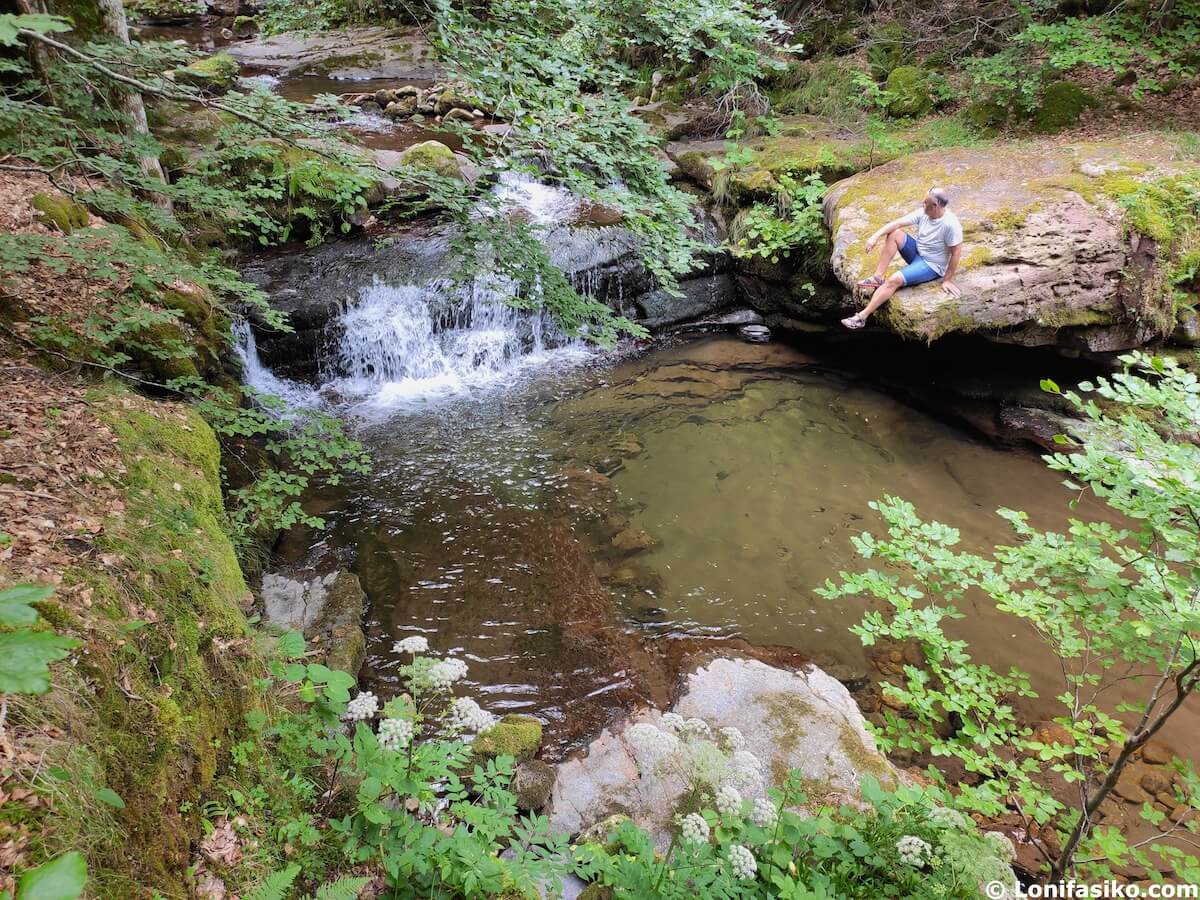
902, 208, 963, 276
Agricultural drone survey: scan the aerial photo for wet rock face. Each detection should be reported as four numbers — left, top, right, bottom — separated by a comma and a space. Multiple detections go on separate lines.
242, 210, 736, 378
822, 135, 1195, 349
547, 658, 895, 846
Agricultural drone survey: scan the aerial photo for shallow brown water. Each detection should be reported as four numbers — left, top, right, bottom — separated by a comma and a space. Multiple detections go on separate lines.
288, 334, 1198, 764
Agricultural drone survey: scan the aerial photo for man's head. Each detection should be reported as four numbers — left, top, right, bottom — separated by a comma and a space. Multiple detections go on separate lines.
923, 186, 950, 217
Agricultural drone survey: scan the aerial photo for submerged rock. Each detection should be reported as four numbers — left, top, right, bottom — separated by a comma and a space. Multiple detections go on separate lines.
226, 26, 441, 80
547, 658, 895, 846
823, 134, 1198, 349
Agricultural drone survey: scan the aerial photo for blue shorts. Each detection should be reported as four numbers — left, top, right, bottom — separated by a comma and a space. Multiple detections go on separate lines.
897, 233, 940, 286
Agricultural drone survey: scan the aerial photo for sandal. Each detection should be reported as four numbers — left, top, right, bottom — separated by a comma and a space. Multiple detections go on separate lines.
856, 275, 884, 290
841, 313, 867, 330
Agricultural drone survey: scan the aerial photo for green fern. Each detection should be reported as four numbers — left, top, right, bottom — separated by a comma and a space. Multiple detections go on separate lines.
311, 876, 370, 900
245, 865, 300, 900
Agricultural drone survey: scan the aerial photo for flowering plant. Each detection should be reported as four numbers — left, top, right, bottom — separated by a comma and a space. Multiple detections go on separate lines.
234, 634, 568, 897
575, 714, 1017, 898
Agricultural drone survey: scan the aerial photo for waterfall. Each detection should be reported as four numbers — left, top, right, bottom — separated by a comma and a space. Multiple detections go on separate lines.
233, 321, 321, 409
238, 171, 605, 411
324, 275, 587, 406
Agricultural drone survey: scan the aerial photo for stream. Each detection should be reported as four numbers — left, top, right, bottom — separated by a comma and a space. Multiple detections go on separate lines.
200, 24, 1199, 774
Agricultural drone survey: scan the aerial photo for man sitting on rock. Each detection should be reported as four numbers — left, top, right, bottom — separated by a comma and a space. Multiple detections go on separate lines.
841, 187, 963, 330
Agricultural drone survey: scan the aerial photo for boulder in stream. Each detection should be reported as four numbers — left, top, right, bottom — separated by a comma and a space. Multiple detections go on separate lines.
547, 657, 895, 847
823, 133, 1199, 350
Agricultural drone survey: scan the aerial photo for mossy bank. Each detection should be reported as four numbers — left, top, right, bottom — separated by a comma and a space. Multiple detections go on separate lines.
1, 386, 265, 897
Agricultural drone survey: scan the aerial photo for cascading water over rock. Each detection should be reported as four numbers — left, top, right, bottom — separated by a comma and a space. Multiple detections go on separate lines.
237, 172, 602, 408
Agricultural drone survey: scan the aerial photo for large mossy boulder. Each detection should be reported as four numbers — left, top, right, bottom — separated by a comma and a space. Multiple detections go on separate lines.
885, 66, 935, 118
823, 134, 1199, 349
174, 53, 240, 94
1034, 81, 1099, 133
397, 140, 463, 179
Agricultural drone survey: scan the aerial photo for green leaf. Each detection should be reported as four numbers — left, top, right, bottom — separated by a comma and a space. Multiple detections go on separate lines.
0, 629, 79, 694
245, 865, 300, 900
276, 629, 306, 659
92, 787, 125, 809
1039, 378, 1061, 394
0, 13, 72, 48
0, 584, 53, 626
16, 851, 87, 900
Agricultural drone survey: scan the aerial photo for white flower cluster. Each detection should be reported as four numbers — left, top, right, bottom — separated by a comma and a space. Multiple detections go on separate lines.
680, 813, 710, 844
718, 726, 745, 750
393, 635, 429, 655
378, 717, 414, 751
416, 657, 468, 693
749, 797, 778, 828
447, 697, 497, 734
345, 691, 379, 721
984, 830, 1017, 863
727, 843, 757, 880
715, 784, 742, 817
627, 722, 680, 766
896, 835, 932, 867
927, 805, 969, 831
727, 749, 765, 795
680, 717, 712, 740
660, 712, 685, 732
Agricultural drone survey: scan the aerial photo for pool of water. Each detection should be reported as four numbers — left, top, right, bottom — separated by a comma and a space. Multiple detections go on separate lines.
278, 333, 1200, 761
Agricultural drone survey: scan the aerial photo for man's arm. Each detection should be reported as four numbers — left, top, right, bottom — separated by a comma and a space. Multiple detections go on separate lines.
865, 215, 918, 251
941, 243, 963, 297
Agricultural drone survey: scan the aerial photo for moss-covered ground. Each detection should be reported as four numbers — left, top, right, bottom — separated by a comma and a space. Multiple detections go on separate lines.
1, 385, 266, 896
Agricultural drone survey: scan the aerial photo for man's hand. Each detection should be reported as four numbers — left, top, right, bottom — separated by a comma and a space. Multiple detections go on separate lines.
865, 233, 880, 252
941, 279, 961, 297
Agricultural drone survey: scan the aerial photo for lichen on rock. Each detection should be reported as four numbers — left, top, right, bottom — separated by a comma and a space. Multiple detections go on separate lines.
823, 133, 1198, 348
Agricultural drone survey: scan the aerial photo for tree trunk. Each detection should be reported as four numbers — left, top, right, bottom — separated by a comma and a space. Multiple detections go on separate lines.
96, 0, 172, 211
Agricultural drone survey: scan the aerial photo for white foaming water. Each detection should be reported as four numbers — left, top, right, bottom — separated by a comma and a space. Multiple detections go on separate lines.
234, 321, 323, 409
487, 171, 581, 226
326, 276, 591, 409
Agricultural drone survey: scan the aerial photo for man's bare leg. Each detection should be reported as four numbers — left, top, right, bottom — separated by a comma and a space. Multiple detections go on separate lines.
873, 230, 907, 279
842, 272, 905, 329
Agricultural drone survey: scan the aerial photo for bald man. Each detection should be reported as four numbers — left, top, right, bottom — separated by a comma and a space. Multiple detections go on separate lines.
841, 187, 963, 330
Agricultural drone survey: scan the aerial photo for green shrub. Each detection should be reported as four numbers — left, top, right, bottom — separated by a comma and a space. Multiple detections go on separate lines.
867, 22, 911, 79
768, 58, 867, 124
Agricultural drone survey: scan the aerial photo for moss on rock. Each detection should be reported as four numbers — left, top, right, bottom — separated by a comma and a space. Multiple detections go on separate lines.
31, 193, 89, 233
965, 95, 1009, 133
472, 714, 543, 763
397, 140, 463, 179
885, 66, 935, 118
4, 388, 259, 895
1034, 81, 1098, 133
175, 53, 240, 94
